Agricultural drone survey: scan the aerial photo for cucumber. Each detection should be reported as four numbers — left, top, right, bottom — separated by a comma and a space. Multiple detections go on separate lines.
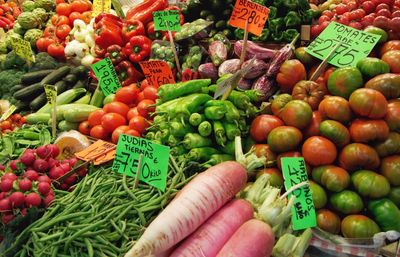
14, 83, 44, 101
51, 104, 100, 121
89, 86, 105, 107
70, 65, 89, 78
21, 69, 54, 84
30, 81, 69, 111
63, 105, 101, 122
73, 93, 91, 104
41, 66, 71, 85
14, 100, 29, 113
10, 84, 24, 94
26, 113, 51, 124
37, 88, 87, 113
72, 80, 86, 89
58, 120, 79, 131
63, 74, 78, 86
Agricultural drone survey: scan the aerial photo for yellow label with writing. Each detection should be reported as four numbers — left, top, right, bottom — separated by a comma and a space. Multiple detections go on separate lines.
92, 0, 111, 17
10, 37, 35, 63
44, 85, 57, 105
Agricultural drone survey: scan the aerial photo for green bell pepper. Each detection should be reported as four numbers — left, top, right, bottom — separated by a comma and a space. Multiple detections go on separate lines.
368, 198, 400, 232
234, 28, 244, 39
251, 28, 270, 41
269, 18, 284, 34
268, 6, 278, 20
272, 31, 284, 42
284, 11, 302, 27
302, 9, 319, 24
283, 0, 298, 10
283, 29, 299, 42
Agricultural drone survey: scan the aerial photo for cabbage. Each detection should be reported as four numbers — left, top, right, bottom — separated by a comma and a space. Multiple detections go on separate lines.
17, 12, 40, 29
22, 0, 36, 12
32, 8, 49, 23
24, 29, 43, 48
35, 0, 56, 12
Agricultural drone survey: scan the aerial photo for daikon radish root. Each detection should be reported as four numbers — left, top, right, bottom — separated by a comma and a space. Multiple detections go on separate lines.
170, 199, 254, 257
124, 161, 248, 257
216, 219, 275, 257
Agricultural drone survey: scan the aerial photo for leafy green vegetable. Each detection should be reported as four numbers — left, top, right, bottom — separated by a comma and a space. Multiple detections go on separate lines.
24, 29, 43, 48
0, 69, 24, 98
16, 12, 41, 30
1, 51, 26, 70
29, 52, 59, 71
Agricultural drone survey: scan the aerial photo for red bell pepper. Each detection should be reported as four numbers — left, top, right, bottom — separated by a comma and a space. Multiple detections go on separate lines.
105, 44, 125, 64
122, 19, 145, 43
164, 6, 185, 25
146, 21, 163, 40
94, 21, 124, 49
123, 35, 152, 63
125, 0, 168, 25
94, 13, 123, 28
115, 60, 144, 86
93, 44, 106, 58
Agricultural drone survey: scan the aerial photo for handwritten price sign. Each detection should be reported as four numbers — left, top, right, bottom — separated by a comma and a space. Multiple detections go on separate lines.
228, 0, 269, 36
91, 58, 121, 96
44, 85, 57, 105
92, 0, 111, 17
0, 105, 16, 122
75, 140, 116, 165
153, 10, 181, 31
140, 60, 175, 88
112, 134, 169, 191
10, 37, 35, 63
306, 22, 381, 67
281, 157, 316, 230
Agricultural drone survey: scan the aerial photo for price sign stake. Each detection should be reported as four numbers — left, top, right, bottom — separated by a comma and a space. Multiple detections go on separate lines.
139, 60, 175, 88
153, 10, 181, 32
10, 37, 35, 64
0, 105, 16, 122
91, 57, 121, 96
309, 42, 342, 81
306, 21, 381, 67
228, 0, 269, 36
44, 84, 57, 138
281, 157, 317, 230
75, 140, 116, 165
165, 21, 182, 76
112, 134, 169, 191
92, 0, 111, 17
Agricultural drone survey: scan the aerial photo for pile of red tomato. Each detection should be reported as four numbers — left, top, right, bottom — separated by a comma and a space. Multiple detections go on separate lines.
78, 79, 158, 144
35, 0, 92, 59
0, 114, 26, 134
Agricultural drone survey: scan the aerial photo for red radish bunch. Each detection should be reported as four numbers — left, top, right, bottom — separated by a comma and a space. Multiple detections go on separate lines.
0, 144, 88, 225
312, 0, 400, 39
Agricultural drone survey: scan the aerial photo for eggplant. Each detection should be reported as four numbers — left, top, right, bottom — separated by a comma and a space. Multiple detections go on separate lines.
242, 59, 268, 79
252, 75, 278, 101
209, 40, 228, 66
198, 62, 218, 81
237, 78, 253, 90
234, 40, 277, 60
218, 59, 241, 77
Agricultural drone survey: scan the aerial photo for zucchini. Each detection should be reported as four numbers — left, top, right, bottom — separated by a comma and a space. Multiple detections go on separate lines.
14, 100, 29, 113
26, 113, 51, 124
37, 88, 87, 113
72, 80, 86, 89
89, 86, 105, 107
21, 69, 54, 84
10, 84, 24, 94
64, 107, 99, 122
70, 65, 89, 78
58, 120, 79, 131
14, 83, 44, 101
63, 74, 78, 86
74, 93, 91, 104
51, 104, 100, 121
41, 66, 71, 85
30, 81, 69, 111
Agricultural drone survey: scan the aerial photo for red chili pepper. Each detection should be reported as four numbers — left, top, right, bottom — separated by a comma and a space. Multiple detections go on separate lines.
181, 68, 200, 82
146, 21, 163, 40
105, 44, 125, 64
125, 0, 168, 25
12, 6, 21, 18
94, 21, 124, 49
93, 44, 106, 58
123, 35, 152, 63
0, 18, 8, 29
115, 60, 144, 86
122, 19, 145, 43
164, 6, 185, 25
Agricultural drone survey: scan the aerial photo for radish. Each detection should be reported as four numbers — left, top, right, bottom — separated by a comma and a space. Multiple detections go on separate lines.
38, 175, 51, 184
68, 157, 78, 166
170, 199, 254, 257
36, 145, 50, 159
216, 219, 275, 257
20, 208, 27, 217
0, 198, 11, 211
47, 158, 59, 168
25, 192, 41, 208
64, 174, 77, 185
38, 182, 51, 196
46, 144, 60, 158
33, 159, 49, 173
20, 152, 36, 166
0, 165, 5, 171
77, 167, 88, 177
59, 162, 71, 173
1, 173, 17, 182
0, 192, 7, 200
18, 179, 32, 192
0, 179, 13, 192
125, 161, 248, 257
9, 192, 25, 208
59, 183, 69, 190
1, 213, 14, 224
44, 193, 54, 207
24, 170, 39, 181
9, 160, 21, 170
49, 166, 64, 179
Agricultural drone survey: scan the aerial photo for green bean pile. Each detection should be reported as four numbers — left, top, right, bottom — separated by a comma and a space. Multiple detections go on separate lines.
4, 160, 191, 257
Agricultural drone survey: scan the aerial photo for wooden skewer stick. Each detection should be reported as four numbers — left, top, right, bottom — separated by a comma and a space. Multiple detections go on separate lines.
310, 42, 342, 82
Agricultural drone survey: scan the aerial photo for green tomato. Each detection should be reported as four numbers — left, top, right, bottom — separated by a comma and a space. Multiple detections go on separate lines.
341, 215, 380, 238
330, 190, 364, 214
389, 187, 400, 208
309, 180, 327, 209
356, 57, 390, 78
351, 170, 390, 199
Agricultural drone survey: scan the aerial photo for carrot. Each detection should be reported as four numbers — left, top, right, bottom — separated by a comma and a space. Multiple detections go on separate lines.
124, 161, 248, 257
170, 199, 254, 257
216, 219, 275, 257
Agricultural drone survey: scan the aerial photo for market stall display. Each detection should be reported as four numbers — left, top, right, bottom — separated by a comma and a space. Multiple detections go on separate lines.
0, 0, 400, 256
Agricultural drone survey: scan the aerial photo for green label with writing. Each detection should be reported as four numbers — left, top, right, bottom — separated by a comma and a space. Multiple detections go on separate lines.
305, 21, 381, 67
281, 157, 317, 230
153, 10, 181, 31
91, 58, 121, 96
112, 134, 169, 191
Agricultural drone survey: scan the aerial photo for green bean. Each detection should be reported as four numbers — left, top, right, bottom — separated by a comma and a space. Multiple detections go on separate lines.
32, 212, 90, 232
84, 238, 94, 257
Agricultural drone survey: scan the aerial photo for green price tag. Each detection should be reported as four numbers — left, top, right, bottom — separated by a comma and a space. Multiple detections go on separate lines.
91, 58, 121, 96
305, 21, 381, 67
153, 10, 181, 32
112, 134, 170, 191
281, 157, 317, 231
10, 37, 35, 63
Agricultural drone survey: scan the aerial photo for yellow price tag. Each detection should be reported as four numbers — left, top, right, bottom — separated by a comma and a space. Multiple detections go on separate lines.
0, 105, 16, 122
44, 85, 57, 105
92, 0, 111, 17
10, 37, 35, 63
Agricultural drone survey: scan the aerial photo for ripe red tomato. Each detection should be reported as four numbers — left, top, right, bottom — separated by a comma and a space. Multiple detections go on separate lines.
318, 15, 331, 24
302, 136, 337, 166
111, 125, 129, 144
101, 113, 127, 133
127, 108, 139, 121
375, 3, 390, 11
373, 16, 390, 29
137, 91, 145, 103
56, 24, 71, 39
56, 3, 72, 16
114, 86, 139, 105
36, 37, 56, 52
143, 86, 158, 101
335, 4, 350, 15
103, 102, 130, 118
125, 129, 141, 137
43, 26, 57, 37
47, 43, 65, 59
322, 10, 334, 19
69, 12, 82, 26
78, 121, 91, 135
71, 0, 89, 12
349, 21, 363, 30
81, 11, 92, 23
0, 120, 12, 130
376, 8, 392, 18
361, 1, 376, 14
90, 125, 109, 140
140, 79, 150, 91
129, 116, 149, 134
137, 99, 155, 118
250, 115, 284, 143
52, 15, 70, 26
88, 109, 105, 127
